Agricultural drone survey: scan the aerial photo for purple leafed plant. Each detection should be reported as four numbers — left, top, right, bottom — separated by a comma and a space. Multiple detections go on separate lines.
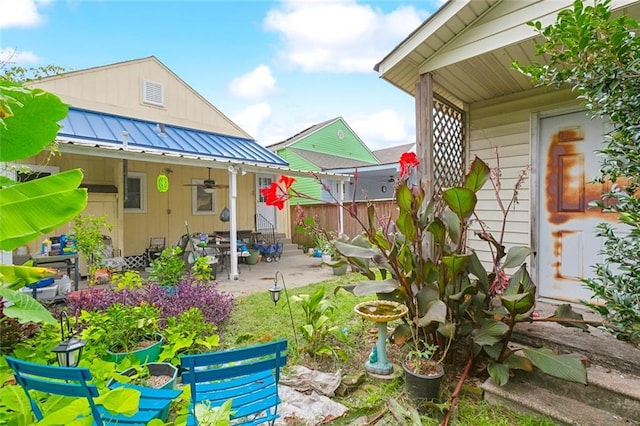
67, 277, 235, 330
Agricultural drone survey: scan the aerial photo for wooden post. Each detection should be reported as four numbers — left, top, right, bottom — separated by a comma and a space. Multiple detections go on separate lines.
415, 73, 434, 201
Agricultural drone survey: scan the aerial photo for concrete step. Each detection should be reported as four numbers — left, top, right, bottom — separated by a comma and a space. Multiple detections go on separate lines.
483, 302, 640, 425
483, 374, 636, 426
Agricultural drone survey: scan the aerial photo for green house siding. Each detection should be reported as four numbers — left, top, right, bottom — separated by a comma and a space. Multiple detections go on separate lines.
276, 150, 322, 206
292, 119, 378, 163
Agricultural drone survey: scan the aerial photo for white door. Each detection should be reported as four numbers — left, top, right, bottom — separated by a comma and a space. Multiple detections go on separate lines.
538, 111, 617, 302
256, 174, 277, 231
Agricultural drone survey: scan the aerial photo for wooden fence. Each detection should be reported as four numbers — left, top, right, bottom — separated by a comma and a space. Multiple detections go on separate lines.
289, 200, 399, 248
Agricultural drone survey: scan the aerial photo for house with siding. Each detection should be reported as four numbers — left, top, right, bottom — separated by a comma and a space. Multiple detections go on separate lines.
267, 117, 379, 204
375, 0, 640, 303
268, 117, 415, 244
14, 56, 304, 279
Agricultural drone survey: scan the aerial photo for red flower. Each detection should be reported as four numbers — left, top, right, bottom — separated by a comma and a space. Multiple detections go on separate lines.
260, 175, 297, 210
399, 152, 419, 178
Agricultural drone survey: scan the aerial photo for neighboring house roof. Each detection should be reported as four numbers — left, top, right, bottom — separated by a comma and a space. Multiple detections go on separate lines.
288, 148, 376, 170
373, 143, 415, 165
266, 117, 337, 151
58, 107, 288, 167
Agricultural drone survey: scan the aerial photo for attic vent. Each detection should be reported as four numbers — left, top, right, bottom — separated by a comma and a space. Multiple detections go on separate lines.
337, 130, 344, 139
143, 80, 164, 107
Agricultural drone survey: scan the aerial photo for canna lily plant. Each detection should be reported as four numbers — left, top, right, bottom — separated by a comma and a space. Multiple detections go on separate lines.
262, 152, 589, 390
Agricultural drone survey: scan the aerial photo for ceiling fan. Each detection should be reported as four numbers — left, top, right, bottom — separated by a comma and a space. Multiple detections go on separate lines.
184, 167, 229, 192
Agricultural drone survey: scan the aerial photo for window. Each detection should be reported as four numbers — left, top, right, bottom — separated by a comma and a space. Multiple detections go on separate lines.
16, 165, 59, 182
258, 176, 273, 203
124, 172, 146, 212
192, 180, 217, 215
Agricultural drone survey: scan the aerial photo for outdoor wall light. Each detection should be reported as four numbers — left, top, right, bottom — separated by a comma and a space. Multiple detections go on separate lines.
269, 271, 298, 347
51, 311, 86, 367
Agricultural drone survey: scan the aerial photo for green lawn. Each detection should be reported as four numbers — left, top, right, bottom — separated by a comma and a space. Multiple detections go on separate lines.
221, 273, 557, 425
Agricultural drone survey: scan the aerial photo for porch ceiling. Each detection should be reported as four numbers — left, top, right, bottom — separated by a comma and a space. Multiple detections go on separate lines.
375, 0, 640, 106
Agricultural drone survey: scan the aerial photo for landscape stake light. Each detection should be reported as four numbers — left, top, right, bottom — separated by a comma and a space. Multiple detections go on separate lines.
52, 311, 86, 367
268, 271, 298, 347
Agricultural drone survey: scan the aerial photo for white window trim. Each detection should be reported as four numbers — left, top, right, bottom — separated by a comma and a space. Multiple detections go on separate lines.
124, 172, 147, 213
191, 179, 217, 215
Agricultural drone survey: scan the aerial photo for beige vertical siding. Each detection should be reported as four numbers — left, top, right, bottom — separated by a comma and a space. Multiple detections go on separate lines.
16, 155, 257, 258
30, 58, 250, 138
467, 88, 577, 270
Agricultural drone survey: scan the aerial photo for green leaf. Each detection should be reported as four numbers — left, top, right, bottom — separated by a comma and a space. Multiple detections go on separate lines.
504, 354, 534, 372
464, 157, 491, 192
0, 169, 88, 251
0, 264, 56, 289
0, 83, 69, 162
442, 207, 460, 243
488, 361, 510, 386
500, 292, 535, 316
416, 283, 440, 317
391, 323, 413, 346
442, 187, 477, 222
472, 319, 509, 346
468, 251, 489, 292
416, 299, 447, 327
548, 304, 588, 330
396, 183, 413, 213
522, 348, 587, 384
0, 288, 56, 324
353, 279, 398, 296
502, 246, 535, 269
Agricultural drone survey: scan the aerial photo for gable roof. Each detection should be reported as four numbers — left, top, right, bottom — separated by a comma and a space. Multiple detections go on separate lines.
58, 107, 287, 167
375, 0, 640, 105
266, 117, 338, 151
373, 143, 415, 165
288, 148, 376, 170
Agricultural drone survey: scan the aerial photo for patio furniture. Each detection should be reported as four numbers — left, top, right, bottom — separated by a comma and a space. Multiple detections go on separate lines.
180, 339, 288, 425
145, 236, 166, 266
6, 356, 181, 425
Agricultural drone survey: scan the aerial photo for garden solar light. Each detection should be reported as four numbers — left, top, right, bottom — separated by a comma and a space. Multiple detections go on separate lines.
268, 271, 298, 347
52, 311, 86, 367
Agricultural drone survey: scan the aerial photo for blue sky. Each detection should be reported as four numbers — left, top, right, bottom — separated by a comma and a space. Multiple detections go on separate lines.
2, 0, 442, 150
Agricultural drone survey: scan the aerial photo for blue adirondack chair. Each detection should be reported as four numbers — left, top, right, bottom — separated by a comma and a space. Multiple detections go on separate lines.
6, 356, 182, 425
180, 339, 288, 425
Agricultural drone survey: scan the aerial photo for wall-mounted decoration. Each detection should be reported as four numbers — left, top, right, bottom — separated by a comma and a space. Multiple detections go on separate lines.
156, 174, 169, 192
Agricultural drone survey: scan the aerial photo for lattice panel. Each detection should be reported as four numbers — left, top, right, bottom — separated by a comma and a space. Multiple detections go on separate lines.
433, 97, 465, 191
125, 255, 147, 270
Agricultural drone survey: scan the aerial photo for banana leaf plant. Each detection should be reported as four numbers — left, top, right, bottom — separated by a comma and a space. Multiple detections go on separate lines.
0, 79, 88, 325
292, 155, 586, 386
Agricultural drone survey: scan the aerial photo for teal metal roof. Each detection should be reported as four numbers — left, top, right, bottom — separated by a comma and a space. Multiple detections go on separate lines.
58, 107, 288, 166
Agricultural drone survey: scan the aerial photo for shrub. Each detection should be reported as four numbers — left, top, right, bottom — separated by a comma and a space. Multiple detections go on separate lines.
67, 277, 235, 330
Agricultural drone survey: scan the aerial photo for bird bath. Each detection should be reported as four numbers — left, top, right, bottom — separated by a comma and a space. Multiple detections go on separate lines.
354, 300, 408, 375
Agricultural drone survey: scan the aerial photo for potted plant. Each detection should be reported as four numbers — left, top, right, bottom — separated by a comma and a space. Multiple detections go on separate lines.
112, 362, 178, 390
402, 342, 445, 403
149, 246, 186, 289
72, 214, 113, 285
78, 303, 164, 363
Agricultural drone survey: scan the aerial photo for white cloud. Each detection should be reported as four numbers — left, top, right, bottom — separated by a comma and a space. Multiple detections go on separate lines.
264, 0, 428, 73
349, 109, 412, 150
0, 0, 46, 29
232, 102, 272, 140
0, 47, 39, 64
229, 65, 277, 99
